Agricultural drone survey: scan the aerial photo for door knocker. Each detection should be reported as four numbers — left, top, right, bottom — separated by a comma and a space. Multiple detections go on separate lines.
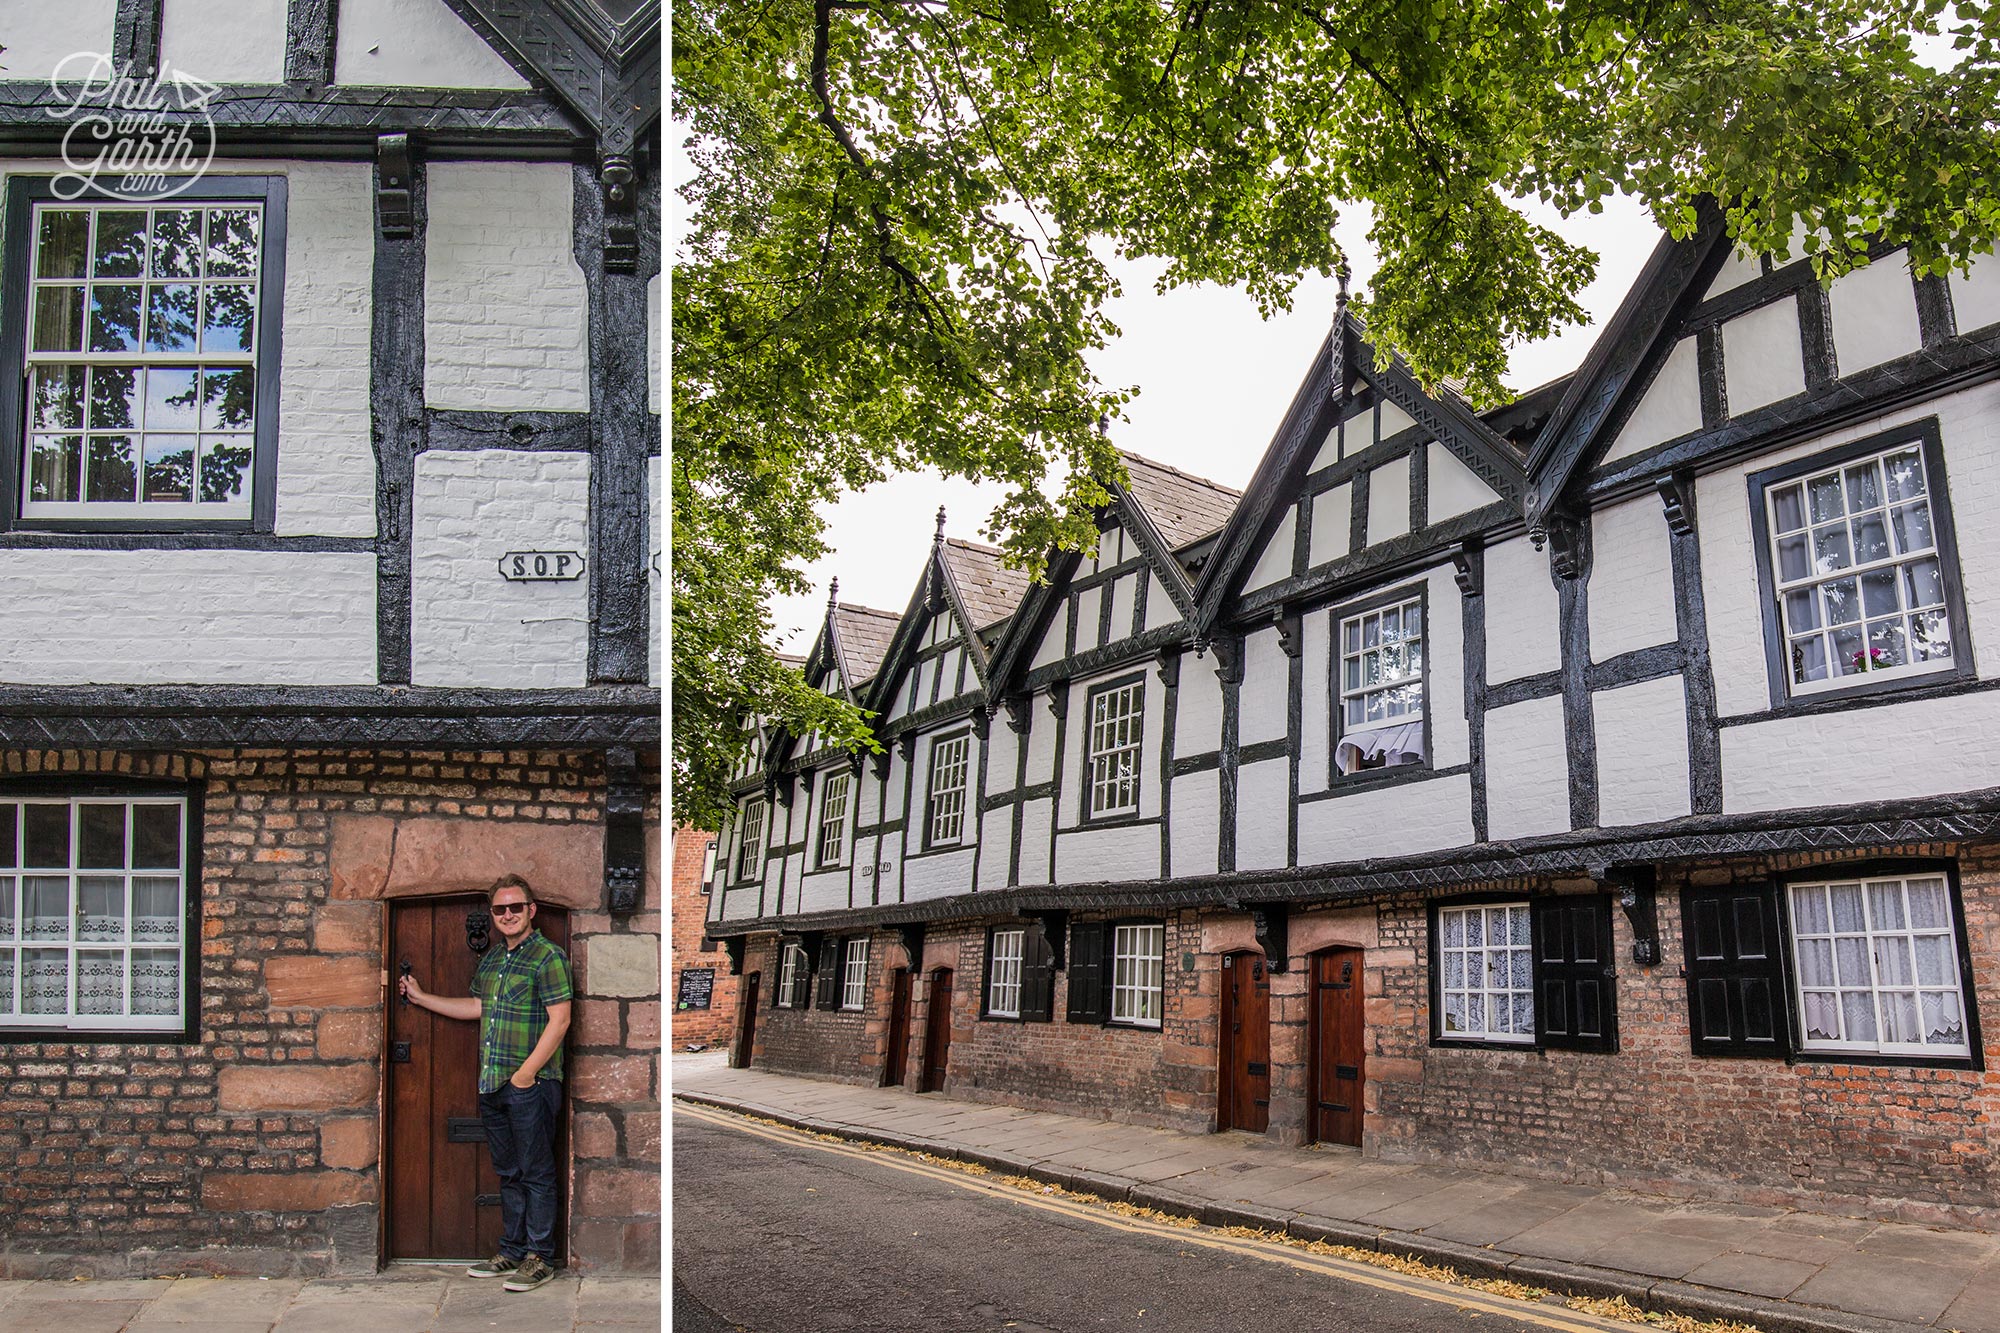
466, 907, 491, 955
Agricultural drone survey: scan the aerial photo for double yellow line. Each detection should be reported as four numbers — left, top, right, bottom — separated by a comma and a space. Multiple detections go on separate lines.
676, 1101, 1641, 1333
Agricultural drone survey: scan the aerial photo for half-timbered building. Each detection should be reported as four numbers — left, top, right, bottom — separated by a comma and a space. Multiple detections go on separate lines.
710, 208, 2000, 1229
0, 1, 661, 1277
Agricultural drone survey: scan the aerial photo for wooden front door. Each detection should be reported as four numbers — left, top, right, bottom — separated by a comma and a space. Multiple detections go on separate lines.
919, 967, 953, 1093
883, 967, 913, 1088
387, 895, 569, 1262
733, 971, 760, 1069
1309, 948, 1365, 1147
1219, 951, 1271, 1132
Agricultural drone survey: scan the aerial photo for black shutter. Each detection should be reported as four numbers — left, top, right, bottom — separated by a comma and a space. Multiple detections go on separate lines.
1533, 895, 1617, 1052
1681, 883, 1792, 1057
1066, 921, 1110, 1024
979, 927, 999, 1017
815, 936, 842, 1010
1020, 924, 1056, 1023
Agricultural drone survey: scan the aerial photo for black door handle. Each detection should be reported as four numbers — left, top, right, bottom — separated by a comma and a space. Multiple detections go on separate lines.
399, 959, 413, 1005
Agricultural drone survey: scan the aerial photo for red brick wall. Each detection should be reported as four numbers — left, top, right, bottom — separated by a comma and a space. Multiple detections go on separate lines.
0, 748, 661, 1278
668, 828, 736, 1048
741, 932, 893, 1082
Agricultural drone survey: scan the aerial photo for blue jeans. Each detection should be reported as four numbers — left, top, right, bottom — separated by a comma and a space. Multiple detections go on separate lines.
478, 1078, 561, 1262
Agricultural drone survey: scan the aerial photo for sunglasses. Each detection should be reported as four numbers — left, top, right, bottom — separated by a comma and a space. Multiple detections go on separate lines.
491, 903, 530, 917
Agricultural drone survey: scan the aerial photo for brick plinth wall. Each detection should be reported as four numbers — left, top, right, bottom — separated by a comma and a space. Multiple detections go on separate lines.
668, 828, 735, 1048
729, 844, 2000, 1229
0, 748, 661, 1279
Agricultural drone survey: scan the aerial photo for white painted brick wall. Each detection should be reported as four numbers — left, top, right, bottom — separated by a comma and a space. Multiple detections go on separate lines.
977, 809, 1013, 890
1366, 457, 1411, 546
0, 551, 375, 684
1055, 823, 1161, 884
1428, 445, 1498, 522
1723, 688, 2000, 814
1483, 695, 1572, 839
424, 163, 590, 411
1295, 772, 1473, 865
1235, 758, 1289, 871
797, 869, 848, 915
277, 162, 378, 537
1593, 676, 1691, 828
903, 847, 974, 902
1024, 693, 1057, 784
1950, 252, 2000, 334
1484, 535, 1561, 681
1424, 566, 1470, 769
1174, 654, 1224, 756
1588, 496, 1678, 661
1298, 605, 1331, 794
1016, 798, 1053, 886
1722, 296, 1806, 414
1060, 669, 1163, 824
985, 720, 1018, 790
648, 455, 662, 686
1, 3, 116, 80
1170, 771, 1220, 877
335, 0, 532, 88
1238, 626, 1287, 746
1604, 336, 1703, 465
411, 449, 590, 687
648, 273, 663, 413
1244, 508, 1296, 592
1829, 254, 1922, 375
159, 0, 286, 82
1308, 482, 1351, 567
1699, 381, 2000, 718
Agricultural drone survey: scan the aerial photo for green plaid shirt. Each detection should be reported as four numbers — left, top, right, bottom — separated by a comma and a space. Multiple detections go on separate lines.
473, 929, 574, 1094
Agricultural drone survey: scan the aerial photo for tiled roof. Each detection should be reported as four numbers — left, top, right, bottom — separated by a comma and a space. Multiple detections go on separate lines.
941, 539, 1034, 631
831, 604, 900, 688
1119, 450, 1241, 550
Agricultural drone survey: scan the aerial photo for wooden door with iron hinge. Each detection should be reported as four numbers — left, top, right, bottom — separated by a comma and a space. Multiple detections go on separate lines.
1219, 951, 1271, 1133
1309, 947, 1365, 1148
386, 895, 569, 1263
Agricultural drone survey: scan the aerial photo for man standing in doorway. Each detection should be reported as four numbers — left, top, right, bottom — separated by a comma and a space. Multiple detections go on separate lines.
401, 876, 574, 1292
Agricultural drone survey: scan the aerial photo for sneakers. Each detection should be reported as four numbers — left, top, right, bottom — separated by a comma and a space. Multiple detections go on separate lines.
503, 1254, 557, 1292
467, 1253, 519, 1279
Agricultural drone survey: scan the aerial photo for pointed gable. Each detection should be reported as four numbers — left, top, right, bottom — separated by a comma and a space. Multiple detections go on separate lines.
940, 539, 1034, 634
1119, 453, 1241, 550
830, 605, 899, 694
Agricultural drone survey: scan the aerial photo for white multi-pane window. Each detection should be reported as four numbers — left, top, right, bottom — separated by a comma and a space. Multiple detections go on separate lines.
735, 797, 766, 879
0, 797, 186, 1031
1437, 903, 1533, 1042
23, 199, 266, 520
987, 928, 1025, 1017
1767, 444, 1951, 692
1788, 876, 1969, 1057
777, 940, 806, 1008
1087, 680, 1144, 817
816, 771, 850, 867
1111, 922, 1164, 1027
841, 938, 869, 1010
927, 733, 970, 846
1336, 598, 1425, 774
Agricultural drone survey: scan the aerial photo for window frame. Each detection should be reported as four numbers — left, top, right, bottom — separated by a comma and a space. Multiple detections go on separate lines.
0, 174, 289, 534
1775, 859, 1982, 1069
1747, 422, 1974, 711
1329, 581, 1432, 785
775, 938, 807, 1008
0, 777, 201, 1043
1429, 897, 1537, 1048
1108, 918, 1165, 1029
734, 796, 767, 883
924, 729, 972, 849
984, 925, 1026, 1019
815, 768, 851, 868
840, 936, 869, 1011
1083, 672, 1146, 822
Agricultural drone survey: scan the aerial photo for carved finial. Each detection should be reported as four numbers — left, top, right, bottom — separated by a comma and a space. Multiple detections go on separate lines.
934, 506, 947, 546
1335, 258, 1351, 307
827, 578, 839, 612
1097, 413, 1110, 437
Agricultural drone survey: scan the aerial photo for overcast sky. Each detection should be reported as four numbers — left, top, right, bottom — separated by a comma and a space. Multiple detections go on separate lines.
761, 189, 1663, 650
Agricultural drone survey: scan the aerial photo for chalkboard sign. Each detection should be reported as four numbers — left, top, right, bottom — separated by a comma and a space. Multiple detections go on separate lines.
676, 967, 715, 1010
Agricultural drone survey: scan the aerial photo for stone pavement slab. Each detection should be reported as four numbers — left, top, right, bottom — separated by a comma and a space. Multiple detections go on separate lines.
674, 1055, 1999, 1333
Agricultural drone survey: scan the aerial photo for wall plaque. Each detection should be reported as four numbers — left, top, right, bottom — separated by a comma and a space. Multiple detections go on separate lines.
498, 550, 587, 581
676, 967, 715, 1011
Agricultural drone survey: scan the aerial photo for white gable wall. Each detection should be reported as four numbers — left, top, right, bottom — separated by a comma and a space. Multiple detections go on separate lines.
1950, 253, 2000, 333
1604, 337, 1704, 465
1243, 510, 1297, 593
1721, 296, 1806, 414
1484, 536, 1561, 681
1238, 626, 1288, 746
1308, 482, 1352, 567
1143, 572, 1182, 631
0, 4, 116, 80
1428, 446, 1501, 521
1704, 248, 1764, 299
160, 0, 288, 81
1829, 254, 1923, 375
1588, 496, 1678, 661
1366, 457, 1411, 546
336, 0, 533, 88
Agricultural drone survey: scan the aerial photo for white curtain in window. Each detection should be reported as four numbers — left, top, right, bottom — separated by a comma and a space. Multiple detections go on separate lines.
1335, 720, 1425, 775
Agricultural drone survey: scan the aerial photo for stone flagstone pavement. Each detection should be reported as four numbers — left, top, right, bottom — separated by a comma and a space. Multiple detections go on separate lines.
0, 1269, 660, 1332
674, 1053, 2000, 1333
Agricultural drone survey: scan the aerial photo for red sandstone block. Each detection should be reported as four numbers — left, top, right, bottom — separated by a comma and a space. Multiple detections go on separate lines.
627, 1111, 661, 1164
571, 1219, 623, 1269
264, 956, 379, 1009
320, 1117, 378, 1169
201, 1170, 372, 1212
578, 1165, 660, 1217
576, 998, 624, 1048
218, 1064, 373, 1114
574, 1112, 618, 1160
570, 1054, 654, 1104
315, 1012, 381, 1061
627, 1002, 661, 1048
313, 902, 380, 954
